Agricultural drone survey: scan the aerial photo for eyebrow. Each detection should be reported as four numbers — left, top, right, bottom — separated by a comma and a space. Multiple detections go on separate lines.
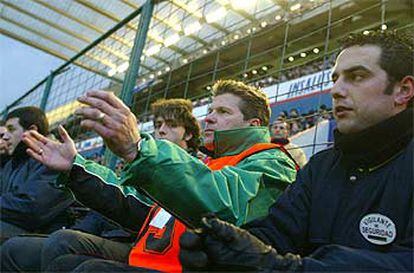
332, 65, 371, 79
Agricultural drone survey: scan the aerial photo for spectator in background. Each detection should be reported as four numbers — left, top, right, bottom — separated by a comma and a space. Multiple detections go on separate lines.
0, 121, 9, 161
288, 108, 303, 135
0, 106, 73, 243
271, 118, 307, 168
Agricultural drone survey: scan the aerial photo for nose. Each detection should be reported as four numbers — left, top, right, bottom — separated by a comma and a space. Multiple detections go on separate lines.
204, 111, 216, 124
330, 77, 347, 100
158, 123, 167, 136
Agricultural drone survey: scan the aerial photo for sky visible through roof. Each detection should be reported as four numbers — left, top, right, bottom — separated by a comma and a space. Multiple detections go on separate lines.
0, 35, 63, 112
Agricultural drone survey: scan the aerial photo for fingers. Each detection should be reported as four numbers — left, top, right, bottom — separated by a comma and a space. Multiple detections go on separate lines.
22, 133, 44, 153
58, 125, 71, 143
26, 148, 44, 163
179, 249, 208, 269
77, 95, 119, 116
80, 119, 113, 138
78, 90, 129, 111
25, 130, 49, 145
202, 217, 237, 243
180, 231, 203, 250
75, 107, 106, 121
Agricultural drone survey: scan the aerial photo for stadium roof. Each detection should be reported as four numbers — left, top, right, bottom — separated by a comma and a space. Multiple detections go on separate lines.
1, 0, 330, 79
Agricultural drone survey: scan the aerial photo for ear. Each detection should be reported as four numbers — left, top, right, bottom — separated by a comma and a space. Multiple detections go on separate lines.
28, 124, 39, 132
394, 76, 414, 107
248, 118, 261, 127
184, 132, 193, 142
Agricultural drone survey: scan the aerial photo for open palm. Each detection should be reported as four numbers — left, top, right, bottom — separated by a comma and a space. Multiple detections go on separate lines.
22, 125, 77, 171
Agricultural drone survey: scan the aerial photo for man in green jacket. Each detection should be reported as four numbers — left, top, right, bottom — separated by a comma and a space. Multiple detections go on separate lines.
74, 79, 297, 227
21, 80, 297, 272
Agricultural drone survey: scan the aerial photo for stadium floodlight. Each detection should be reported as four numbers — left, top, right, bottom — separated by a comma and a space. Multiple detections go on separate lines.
300, 52, 307, 58
290, 3, 301, 11
242, 73, 248, 78
164, 33, 180, 47
117, 62, 129, 73
233, 34, 240, 40
260, 21, 268, 28
381, 24, 387, 30
157, 71, 163, 76
182, 58, 189, 64
252, 69, 258, 75
108, 67, 117, 77
363, 30, 370, 35
146, 44, 161, 56
261, 66, 268, 71
203, 49, 208, 54
221, 40, 226, 46
184, 21, 202, 35
313, 48, 320, 54
206, 7, 227, 23
165, 66, 171, 72
206, 85, 212, 90
288, 56, 294, 62
231, 0, 256, 10
275, 15, 282, 21
149, 74, 155, 79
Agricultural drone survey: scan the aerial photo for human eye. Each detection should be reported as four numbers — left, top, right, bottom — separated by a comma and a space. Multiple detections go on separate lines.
154, 122, 161, 129
217, 108, 230, 114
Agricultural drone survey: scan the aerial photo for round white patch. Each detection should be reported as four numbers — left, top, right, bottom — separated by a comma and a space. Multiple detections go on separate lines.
359, 213, 396, 245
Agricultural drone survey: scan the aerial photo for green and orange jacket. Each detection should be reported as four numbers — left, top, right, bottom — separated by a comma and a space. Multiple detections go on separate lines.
121, 126, 297, 227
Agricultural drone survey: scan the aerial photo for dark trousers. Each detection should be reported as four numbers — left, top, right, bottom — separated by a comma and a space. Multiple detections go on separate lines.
0, 220, 29, 244
51, 256, 162, 273
41, 229, 131, 272
1, 229, 131, 273
1, 235, 47, 272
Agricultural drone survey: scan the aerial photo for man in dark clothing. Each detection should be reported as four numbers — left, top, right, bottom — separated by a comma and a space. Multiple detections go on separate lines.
179, 30, 414, 272
0, 107, 73, 243
1, 99, 201, 273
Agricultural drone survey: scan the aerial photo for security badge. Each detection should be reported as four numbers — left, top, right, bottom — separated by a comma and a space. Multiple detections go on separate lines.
359, 213, 396, 245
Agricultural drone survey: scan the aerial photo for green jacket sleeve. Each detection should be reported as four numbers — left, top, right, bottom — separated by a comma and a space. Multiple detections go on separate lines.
59, 154, 153, 206
121, 134, 296, 227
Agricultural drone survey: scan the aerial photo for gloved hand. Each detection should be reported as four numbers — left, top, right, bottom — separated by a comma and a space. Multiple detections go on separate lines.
179, 215, 302, 272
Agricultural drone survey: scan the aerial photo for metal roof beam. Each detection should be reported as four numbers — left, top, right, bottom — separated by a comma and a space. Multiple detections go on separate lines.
121, 0, 208, 47
170, 0, 230, 35
74, 0, 188, 59
213, 0, 256, 23
0, 27, 123, 85
32, 0, 133, 48
0, 0, 153, 72
1, 15, 118, 71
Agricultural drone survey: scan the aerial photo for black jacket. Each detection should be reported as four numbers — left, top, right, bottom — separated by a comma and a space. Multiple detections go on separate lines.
246, 109, 413, 271
1, 147, 74, 232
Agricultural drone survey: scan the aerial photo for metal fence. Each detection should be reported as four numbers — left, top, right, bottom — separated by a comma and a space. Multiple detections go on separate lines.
2, 0, 412, 168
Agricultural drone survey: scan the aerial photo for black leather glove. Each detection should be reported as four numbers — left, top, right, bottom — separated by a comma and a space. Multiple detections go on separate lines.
179, 215, 302, 272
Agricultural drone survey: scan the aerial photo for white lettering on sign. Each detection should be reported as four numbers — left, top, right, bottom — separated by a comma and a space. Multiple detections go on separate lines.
359, 213, 396, 245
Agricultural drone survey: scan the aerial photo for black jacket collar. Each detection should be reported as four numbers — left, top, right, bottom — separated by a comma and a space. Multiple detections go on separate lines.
334, 108, 413, 169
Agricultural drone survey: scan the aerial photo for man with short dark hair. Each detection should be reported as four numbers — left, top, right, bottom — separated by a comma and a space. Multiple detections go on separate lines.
179, 30, 414, 272
2, 99, 201, 273
0, 106, 73, 243
271, 118, 307, 168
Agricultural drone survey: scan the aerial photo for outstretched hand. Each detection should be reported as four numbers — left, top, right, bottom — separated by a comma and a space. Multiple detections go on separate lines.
22, 125, 77, 171
76, 90, 140, 162
179, 216, 302, 272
